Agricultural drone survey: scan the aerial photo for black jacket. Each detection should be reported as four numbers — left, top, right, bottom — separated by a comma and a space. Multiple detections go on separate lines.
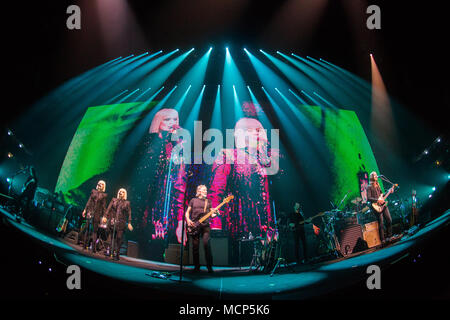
367, 183, 382, 203
84, 189, 107, 222
106, 198, 132, 230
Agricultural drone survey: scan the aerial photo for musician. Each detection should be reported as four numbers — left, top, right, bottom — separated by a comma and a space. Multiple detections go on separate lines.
105, 188, 133, 260
185, 185, 217, 273
16, 166, 38, 220
288, 202, 308, 264
80, 180, 107, 253
367, 172, 392, 243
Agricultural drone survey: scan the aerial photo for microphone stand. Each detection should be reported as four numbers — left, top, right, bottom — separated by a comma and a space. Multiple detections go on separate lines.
110, 205, 118, 259
337, 190, 351, 210
379, 175, 395, 186
179, 213, 186, 282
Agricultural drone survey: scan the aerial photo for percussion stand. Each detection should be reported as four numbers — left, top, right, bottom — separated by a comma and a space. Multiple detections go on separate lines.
248, 238, 262, 272
270, 238, 294, 277
324, 214, 342, 259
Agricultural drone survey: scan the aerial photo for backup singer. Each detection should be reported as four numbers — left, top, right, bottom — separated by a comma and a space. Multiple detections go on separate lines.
80, 180, 107, 252
185, 185, 217, 273
367, 172, 393, 243
105, 188, 133, 260
288, 202, 308, 264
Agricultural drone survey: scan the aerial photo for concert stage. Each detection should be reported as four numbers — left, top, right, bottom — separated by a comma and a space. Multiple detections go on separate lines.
1, 206, 448, 300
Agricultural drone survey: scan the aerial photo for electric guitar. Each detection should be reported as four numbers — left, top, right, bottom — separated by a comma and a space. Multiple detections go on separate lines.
187, 195, 234, 235
56, 205, 73, 233
372, 184, 398, 213
288, 211, 325, 230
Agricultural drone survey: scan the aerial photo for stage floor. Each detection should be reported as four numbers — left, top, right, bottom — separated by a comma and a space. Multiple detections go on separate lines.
1, 206, 449, 299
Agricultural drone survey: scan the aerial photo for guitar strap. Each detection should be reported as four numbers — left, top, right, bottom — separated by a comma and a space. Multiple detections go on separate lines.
203, 198, 208, 214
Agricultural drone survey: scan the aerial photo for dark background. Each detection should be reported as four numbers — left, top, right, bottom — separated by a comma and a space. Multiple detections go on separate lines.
0, 0, 448, 303
1, 0, 449, 198
2, 1, 449, 134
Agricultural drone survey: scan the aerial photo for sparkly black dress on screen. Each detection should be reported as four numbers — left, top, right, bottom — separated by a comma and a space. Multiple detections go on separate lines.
128, 131, 187, 260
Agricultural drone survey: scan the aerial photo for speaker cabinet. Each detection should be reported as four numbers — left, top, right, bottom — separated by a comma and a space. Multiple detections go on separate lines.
188, 235, 229, 266
339, 224, 363, 256
127, 240, 139, 258
363, 221, 381, 248
164, 243, 189, 264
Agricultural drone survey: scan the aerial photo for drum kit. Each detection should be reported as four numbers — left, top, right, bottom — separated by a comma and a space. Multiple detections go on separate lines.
245, 227, 281, 273
317, 197, 372, 257
242, 197, 372, 269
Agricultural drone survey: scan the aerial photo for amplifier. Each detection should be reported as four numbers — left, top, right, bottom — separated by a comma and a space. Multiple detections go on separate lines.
362, 221, 381, 248
339, 224, 363, 256
127, 240, 139, 258
29, 207, 64, 234
164, 243, 189, 264
188, 236, 230, 266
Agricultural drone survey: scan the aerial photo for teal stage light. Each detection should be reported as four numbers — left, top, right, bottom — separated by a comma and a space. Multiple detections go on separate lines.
165, 47, 211, 112
210, 84, 222, 131
223, 46, 249, 122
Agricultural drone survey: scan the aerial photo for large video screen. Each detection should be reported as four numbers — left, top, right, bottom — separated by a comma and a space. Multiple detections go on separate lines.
55, 101, 380, 261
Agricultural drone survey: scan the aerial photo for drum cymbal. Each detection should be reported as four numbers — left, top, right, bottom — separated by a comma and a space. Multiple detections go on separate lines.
351, 197, 362, 204
361, 206, 369, 213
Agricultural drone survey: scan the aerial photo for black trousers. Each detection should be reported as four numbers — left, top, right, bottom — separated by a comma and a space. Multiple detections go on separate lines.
293, 228, 308, 262
375, 207, 392, 242
80, 219, 99, 248
191, 225, 213, 269
109, 227, 125, 256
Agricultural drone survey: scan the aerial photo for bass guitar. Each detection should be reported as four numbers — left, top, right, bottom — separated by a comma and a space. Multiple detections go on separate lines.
187, 195, 234, 235
372, 184, 398, 213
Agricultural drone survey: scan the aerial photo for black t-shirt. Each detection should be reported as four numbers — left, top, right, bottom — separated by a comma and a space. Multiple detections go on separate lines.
288, 210, 305, 232
188, 197, 212, 223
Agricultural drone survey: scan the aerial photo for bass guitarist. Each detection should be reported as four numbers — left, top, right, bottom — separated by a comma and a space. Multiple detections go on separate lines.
367, 172, 393, 244
185, 185, 218, 273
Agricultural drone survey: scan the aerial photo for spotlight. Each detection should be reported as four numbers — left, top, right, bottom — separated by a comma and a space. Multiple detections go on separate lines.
6, 178, 11, 183
7, 130, 13, 136
7, 152, 13, 158
429, 194, 432, 198
432, 187, 436, 191
436, 137, 441, 143
424, 150, 428, 155
18, 143, 24, 148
